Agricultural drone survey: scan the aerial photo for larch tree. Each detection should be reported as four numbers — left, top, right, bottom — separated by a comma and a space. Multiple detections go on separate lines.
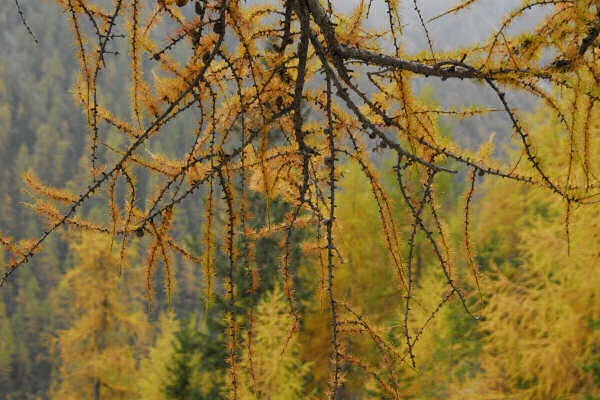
136, 312, 180, 400
0, 294, 13, 390
450, 106, 600, 400
236, 284, 313, 399
2, 0, 600, 398
51, 233, 148, 400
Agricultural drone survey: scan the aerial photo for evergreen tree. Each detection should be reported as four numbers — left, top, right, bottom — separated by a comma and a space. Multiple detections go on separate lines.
163, 313, 227, 400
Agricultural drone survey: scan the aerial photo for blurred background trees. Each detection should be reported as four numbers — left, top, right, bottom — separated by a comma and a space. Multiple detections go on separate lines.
0, 0, 599, 399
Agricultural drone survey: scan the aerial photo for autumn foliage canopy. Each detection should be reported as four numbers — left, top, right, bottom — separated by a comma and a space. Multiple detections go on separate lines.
2, 0, 600, 398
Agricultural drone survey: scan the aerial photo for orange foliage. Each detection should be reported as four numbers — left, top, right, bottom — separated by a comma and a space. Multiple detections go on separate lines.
3, 1, 600, 398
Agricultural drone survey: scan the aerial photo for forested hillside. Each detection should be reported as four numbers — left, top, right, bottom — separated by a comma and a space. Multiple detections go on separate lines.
0, 1, 599, 399
0, 1, 206, 396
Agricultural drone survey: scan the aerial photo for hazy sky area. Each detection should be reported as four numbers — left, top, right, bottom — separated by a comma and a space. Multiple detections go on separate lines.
246, 0, 550, 53
323, 0, 549, 151
344, 0, 551, 52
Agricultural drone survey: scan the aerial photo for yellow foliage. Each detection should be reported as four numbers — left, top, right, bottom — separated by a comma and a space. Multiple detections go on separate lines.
5, 1, 600, 398
453, 184, 600, 399
135, 312, 179, 400
51, 233, 148, 400
238, 285, 314, 400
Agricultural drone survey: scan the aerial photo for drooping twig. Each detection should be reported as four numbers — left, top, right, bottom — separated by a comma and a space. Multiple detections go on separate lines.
14, 0, 38, 45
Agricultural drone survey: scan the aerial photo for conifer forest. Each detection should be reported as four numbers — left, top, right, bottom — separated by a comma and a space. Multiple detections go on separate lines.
1, 0, 600, 398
